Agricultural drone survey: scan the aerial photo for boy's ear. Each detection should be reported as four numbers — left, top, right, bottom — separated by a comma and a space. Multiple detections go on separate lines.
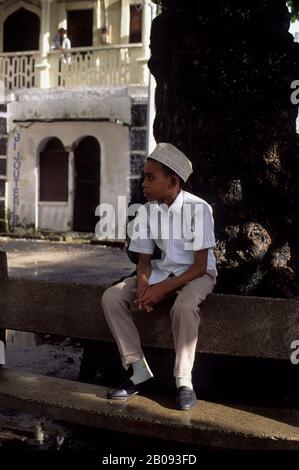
170, 175, 179, 187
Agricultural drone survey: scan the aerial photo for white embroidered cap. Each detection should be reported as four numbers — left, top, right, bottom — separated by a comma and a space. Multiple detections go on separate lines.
147, 143, 193, 182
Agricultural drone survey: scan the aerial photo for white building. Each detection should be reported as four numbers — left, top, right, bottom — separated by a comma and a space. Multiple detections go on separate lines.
0, 0, 155, 236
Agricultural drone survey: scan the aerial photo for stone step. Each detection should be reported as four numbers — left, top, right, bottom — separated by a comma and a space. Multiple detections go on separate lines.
0, 368, 298, 450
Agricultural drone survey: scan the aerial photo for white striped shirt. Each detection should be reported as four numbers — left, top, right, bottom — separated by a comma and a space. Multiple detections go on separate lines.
128, 190, 217, 285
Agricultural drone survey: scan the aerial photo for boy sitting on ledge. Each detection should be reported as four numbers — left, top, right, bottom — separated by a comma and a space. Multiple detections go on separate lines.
101, 143, 217, 410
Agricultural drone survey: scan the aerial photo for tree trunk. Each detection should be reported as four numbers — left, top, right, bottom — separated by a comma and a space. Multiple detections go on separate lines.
0, 251, 7, 348
149, 0, 299, 298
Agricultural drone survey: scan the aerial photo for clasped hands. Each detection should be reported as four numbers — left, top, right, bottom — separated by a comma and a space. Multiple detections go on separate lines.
133, 280, 168, 312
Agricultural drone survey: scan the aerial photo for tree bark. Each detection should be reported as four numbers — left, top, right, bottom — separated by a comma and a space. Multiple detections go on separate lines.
0, 251, 7, 349
0, 251, 8, 280
149, 0, 299, 297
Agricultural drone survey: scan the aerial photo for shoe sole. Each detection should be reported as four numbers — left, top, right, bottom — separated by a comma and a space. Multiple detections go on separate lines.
176, 399, 197, 410
176, 403, 196, 410
107, 391, 139, 400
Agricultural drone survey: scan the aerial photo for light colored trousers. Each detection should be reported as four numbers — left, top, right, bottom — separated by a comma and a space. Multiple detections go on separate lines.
101, 272, 216, 378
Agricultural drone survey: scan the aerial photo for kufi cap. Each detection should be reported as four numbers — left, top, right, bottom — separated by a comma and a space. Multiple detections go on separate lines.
147, 143, 193, 182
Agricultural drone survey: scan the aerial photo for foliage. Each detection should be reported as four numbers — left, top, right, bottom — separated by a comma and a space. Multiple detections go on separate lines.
285, 0, 299, 21
154, 1, 299, 19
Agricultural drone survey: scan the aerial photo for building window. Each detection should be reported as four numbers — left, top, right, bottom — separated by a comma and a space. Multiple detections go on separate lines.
39, 138, 68, 202
129, 5, 142, 43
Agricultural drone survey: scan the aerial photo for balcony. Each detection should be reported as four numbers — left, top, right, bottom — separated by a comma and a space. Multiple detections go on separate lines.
0, 43, 147, 91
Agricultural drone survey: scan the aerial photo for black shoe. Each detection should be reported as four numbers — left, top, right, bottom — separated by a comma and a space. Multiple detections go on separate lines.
175, 386, 197, 410
106, 378, 146, 400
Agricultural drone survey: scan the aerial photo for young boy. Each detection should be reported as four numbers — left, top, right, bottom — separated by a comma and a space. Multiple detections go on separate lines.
51, 28, 71, 64
101, 143, 217, 410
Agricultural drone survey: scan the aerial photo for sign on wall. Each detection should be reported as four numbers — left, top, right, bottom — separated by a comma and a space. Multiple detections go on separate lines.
12, 131, 22, 226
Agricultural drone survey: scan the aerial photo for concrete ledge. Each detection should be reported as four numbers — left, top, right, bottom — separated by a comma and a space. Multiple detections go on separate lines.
0, 278, 298, 360
0, 368, 298, 450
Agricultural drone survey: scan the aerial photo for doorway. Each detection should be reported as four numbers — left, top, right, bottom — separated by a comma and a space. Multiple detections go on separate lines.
39, 138, 69, 202
67, 9, 93, 47
73, 136, 100, 232
3, 8, 40, 52
129, 5, 142, 43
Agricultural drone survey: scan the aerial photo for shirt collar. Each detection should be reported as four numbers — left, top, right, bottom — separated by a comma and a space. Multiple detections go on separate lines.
154, 189, 184, 214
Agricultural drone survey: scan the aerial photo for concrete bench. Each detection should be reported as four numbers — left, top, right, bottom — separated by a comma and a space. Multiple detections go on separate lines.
0, 250, 299, 449
1, 273, 298, 361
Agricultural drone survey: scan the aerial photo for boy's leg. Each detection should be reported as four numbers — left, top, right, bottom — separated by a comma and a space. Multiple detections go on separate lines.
101, 275, 154, 399
101, 275, 144, 371
170, 273, 216, 408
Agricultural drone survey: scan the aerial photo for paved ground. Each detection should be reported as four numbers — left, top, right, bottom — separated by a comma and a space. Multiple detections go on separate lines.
0, 238, 207, 453
0, 236, 136, 375
0, 237, 139, 449
0, 237, 296, 452
0, 237, 136, 285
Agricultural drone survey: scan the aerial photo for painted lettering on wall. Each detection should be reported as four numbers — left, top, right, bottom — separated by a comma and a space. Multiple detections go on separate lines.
12, 132, 21, 225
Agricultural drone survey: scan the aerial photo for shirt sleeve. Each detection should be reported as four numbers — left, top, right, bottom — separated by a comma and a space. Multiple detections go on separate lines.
186, 202, 216, 251
65, 38, 71, 49
51, 35, 58, 49
128, 205, 155, 255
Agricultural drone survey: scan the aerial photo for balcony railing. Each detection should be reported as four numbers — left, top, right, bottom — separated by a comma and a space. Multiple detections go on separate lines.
0, 44, 147, 91
0, 50, 41, 90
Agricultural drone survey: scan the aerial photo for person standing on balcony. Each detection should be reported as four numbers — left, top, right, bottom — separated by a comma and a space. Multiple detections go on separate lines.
52, 28, 71, 64
101, 143, 217, 411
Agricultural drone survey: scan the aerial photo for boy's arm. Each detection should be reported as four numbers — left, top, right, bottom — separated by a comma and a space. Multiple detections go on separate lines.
51, 35, 58, 49
134, 254, 152, 310
135, 250, 208, 309
160, 249, 208, 296
65, 38, 71, 49
161, 200, 216, 293
136, 253, 152, 285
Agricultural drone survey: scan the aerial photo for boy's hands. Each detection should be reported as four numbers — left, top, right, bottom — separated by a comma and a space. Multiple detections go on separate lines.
134, 283, 168, 312
134, 279, 149, 311
134, 253, 152, 312
136, 280, 149, 299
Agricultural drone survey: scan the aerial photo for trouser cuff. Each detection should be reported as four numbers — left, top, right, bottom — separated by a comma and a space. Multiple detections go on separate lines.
121, 353, 144, 371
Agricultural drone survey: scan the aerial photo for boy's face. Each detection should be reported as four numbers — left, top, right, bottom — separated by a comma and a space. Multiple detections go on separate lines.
142, 159, 175, 202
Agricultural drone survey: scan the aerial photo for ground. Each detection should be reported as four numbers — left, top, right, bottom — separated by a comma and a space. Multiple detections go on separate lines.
0, 237, 142, 450
1, 237, 135, 284
1, 237, 136, 385
0, 237, 296, 451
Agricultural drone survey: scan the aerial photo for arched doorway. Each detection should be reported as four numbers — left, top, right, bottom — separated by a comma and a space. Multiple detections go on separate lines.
73, 136, 100, 232
3, 8, 40, 52
39, 138, 69, 202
